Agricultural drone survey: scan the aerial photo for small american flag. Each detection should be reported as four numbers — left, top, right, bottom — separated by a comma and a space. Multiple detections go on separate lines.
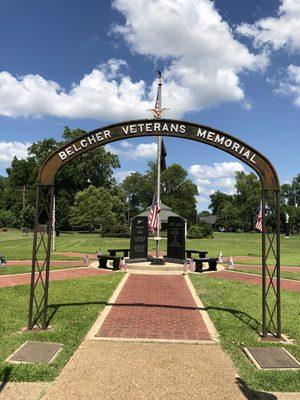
255, 202, 263, 232
148, 193, 161, 233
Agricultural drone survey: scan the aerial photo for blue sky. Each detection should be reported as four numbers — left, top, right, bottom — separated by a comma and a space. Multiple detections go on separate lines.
0, 0, 299, 210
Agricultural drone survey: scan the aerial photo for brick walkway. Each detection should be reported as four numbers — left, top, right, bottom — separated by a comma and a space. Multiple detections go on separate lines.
97, 274, 211, 341
208, 270, 300, 292
0, 267, 112, 288
234, 264, 300, 273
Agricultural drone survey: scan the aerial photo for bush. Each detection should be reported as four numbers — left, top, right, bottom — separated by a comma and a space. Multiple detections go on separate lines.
187, 222, 213, 239
0, 209, 16, 228
102, 223, 130, 238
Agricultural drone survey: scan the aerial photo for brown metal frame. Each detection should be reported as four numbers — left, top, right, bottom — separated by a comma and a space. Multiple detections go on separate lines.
28, 119, 281, 337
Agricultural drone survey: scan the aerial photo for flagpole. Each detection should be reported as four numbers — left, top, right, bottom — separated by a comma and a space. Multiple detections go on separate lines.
147, 71, 168, 264
52, 195, 56, 253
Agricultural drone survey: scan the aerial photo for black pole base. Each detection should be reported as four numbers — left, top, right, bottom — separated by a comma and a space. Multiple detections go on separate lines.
150, 258, 165, 265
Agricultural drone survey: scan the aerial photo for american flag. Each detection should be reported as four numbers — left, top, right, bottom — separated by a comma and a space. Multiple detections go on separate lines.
255, 202, 263, 232
148, 193, 161, 233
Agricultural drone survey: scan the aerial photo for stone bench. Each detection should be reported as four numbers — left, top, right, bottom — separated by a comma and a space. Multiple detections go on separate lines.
97, 255, 121, 270
107, 249, 130, 257
193, 257, 218, 272
186, 250, 208, 259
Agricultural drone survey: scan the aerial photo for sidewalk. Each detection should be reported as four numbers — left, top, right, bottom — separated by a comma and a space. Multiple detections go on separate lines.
0, 267, 112, 288
43, 272, 246, 400
208, 270, 300, 292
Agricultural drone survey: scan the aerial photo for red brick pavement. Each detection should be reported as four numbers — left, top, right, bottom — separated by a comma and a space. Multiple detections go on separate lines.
208, 270, 300, 292
234, 264, 300, 273
97, 274, 211, 341
0, 268, 112, 288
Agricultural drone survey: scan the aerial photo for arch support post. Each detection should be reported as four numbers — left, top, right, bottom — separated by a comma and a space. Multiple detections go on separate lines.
262, 189, 281, 338
28, 184, 54, 330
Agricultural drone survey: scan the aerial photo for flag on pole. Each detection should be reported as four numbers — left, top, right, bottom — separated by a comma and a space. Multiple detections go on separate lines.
161, 139, 167, 171
255, 202, 263, 232
52, 195, 56, 252
148, 193, 161, 233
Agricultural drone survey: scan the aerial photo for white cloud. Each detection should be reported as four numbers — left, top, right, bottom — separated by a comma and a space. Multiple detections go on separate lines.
0, 60, 154, 120
237, 0, 300, 52
107, 141, 157, 160
189, 161, 245, 207
112, 0, 268, 114
0, 141, 30, 164
114, 170, 135, 182
0, 1, 267, 120
275, 64, 300, 106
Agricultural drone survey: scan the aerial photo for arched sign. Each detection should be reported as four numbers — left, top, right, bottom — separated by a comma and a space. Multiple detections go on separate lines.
38, 119, 279, 190
29, 118, 281, 339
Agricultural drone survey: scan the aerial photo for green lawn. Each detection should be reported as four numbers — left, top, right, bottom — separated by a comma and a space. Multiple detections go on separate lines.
190, 274, 300, 392
0, 272, 123, 382
233, 267, 300, 282
1, 230, 300, 266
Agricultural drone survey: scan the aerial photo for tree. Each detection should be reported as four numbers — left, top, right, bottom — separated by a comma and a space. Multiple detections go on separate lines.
235, 171, 260, 231
4, 127, 120, 230
69, 186, 115, 233
20, 205, 35, 230
122, 163, 198, 224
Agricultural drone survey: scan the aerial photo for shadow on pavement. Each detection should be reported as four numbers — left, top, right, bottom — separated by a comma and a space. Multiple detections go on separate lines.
0, 365, 12, 393
236, 378, 277, 399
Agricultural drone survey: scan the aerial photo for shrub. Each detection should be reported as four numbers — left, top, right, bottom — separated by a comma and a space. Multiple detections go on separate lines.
187, 222, 213, 239
102, 223, 130, 238
0, 209, 17, 228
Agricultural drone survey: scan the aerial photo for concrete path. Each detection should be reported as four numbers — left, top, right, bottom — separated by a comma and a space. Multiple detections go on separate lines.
208, 270, 300, 292
43, 341, 246, 400
0, 267, 112, 288
97, 274, 211, 341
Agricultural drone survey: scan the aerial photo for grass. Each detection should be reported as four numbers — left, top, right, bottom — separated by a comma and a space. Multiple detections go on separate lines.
1, 230, 300, 266
190, 274, 300, 392
0, 264, 85, 276
233, 267, 300, 282
0, 272, 123, 382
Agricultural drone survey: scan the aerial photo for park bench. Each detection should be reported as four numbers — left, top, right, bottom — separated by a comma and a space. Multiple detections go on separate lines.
97, 254, 121, 270
107, 249, 130, 257
193, 257, 218, 272
185, 250, 208, 258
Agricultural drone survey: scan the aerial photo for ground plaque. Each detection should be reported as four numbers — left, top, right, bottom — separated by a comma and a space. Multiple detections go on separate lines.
8, 341, 63, 364
245, 347, 300, 369
130, 216, 148, 259
166, 216, 185, 261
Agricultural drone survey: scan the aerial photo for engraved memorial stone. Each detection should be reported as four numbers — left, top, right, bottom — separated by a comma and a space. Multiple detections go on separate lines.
167, 216, 185, 260
130, 216, 148, 259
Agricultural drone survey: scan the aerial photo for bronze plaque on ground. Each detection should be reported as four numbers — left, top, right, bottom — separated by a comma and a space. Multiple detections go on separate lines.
8, 341, 62, 363
245, 347, 300, 369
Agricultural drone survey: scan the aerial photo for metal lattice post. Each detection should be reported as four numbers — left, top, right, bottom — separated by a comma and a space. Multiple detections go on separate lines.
261, 189, 281, 338
28, 185, 54, 330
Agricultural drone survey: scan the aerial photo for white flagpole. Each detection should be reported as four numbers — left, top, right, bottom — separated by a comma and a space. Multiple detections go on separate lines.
147, 71, 168, 261
52, 195, 56, 253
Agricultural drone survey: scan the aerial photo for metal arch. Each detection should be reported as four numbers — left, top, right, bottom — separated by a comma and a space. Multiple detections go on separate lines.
28, 119, 281, 338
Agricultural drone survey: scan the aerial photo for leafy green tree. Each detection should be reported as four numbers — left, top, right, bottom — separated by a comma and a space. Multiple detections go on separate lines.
0, 209, 16, 227
69, 186, 115, 233
20, 205, 35, 230
235, 171, 260, 231
3, 127, 120, 229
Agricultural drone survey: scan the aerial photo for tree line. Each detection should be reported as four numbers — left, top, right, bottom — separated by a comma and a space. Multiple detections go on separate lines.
208, 172, 300, 233
0, 127, 198, 234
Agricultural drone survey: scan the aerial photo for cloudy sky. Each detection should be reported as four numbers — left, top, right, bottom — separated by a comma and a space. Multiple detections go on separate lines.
1, 0, 299, 210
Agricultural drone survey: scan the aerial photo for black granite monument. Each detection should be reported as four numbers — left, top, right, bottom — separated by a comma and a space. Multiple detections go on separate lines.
130, 216, 148, 260
165, 216, 185, 261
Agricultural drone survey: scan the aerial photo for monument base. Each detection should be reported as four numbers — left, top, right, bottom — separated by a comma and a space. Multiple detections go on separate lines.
163, 256, 186, 264
150, 258, 166, 265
